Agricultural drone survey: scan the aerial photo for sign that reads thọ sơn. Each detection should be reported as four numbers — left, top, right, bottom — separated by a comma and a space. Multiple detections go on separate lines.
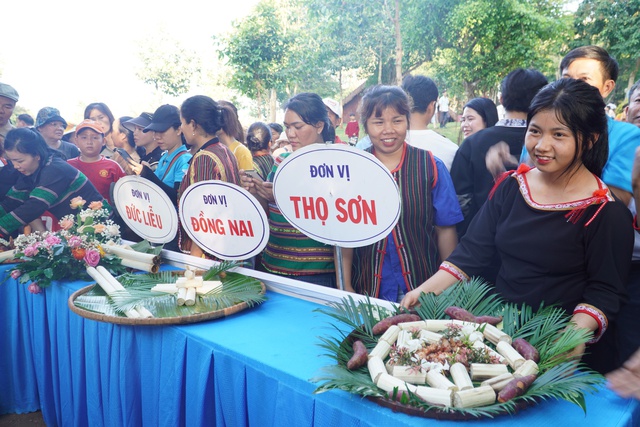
272, 144, 400, 248
178, 181, 269, 260
112, 176, 179, 244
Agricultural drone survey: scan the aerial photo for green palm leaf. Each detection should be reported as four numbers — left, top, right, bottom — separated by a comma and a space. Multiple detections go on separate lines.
73, 265, 265, 319
415, 277, 504, 319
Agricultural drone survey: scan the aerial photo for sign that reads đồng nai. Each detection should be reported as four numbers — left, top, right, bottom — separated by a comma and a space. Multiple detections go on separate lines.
272, 144, 400, 248
112, 176, 179, 244
178, 181, 269, 260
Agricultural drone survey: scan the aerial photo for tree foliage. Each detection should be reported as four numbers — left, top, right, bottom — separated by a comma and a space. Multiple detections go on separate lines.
432, 0, 570, 99
136, 33, 201, 97
573, 0, 640, 94
218, 1, 291, 117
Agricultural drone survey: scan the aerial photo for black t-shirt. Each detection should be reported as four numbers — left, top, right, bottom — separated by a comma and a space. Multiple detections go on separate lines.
138, 146, 163, 171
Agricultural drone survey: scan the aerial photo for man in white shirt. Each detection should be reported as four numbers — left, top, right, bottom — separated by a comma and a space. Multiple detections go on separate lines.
402, 75, 458, 170
437, 89, 450, 128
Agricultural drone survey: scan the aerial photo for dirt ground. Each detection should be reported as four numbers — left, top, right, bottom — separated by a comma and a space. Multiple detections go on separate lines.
0, 412, 46, 427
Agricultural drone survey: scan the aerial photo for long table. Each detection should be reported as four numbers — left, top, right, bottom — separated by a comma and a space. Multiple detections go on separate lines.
1, 262, 639, 426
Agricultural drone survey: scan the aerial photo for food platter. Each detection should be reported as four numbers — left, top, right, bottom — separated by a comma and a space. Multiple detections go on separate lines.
311, 279, 603, 420
68, 269, 266, 326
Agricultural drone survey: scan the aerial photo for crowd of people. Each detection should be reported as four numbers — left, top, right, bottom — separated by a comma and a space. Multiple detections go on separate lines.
1, 45, 640, 393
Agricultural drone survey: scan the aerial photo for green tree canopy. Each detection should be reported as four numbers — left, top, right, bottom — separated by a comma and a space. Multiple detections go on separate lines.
573, 0, 640, 96
136, 33, 201, 97
432, 0, 570, 99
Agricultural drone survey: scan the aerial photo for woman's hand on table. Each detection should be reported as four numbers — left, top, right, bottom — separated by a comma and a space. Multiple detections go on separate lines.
400, 270, 459, 309
607, 347, 640, 400
400, 288, 422, 309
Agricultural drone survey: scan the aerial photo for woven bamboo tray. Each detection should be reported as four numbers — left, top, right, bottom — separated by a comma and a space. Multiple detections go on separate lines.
68, 272, 266, 326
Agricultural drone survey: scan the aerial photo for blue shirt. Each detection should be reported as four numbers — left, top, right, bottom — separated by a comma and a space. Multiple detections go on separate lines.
521, 117, 640, 194
154, 145, 191, 187
602, 117, 640, 193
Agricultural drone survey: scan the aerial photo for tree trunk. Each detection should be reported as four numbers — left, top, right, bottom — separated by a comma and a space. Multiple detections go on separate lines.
269, 88, 277, 123
378, 44, 383, 84
627, 57, 640, 93
394, 0, 403, 85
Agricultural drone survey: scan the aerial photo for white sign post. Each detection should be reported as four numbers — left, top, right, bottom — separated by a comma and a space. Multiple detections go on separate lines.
178, 181, 269, 260
112, 176, 179, 244
272, 144, 401, 289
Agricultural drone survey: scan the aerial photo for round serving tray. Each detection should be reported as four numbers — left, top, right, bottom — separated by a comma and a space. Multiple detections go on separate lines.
68, 277, 266, 326
366, 393, 536, 420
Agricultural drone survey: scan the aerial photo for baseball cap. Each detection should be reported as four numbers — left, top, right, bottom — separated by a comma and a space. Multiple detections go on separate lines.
323, 98, 342, 119
35, 107, 67, 129
75, 119, 104, 135
123, 112, 153, 132
0, 83, 19, 102
143, 105, 180, 133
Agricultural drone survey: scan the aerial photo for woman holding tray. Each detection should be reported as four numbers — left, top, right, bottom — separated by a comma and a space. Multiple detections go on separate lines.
401, 79, 633, 371
241, 92, 338, 287
0, 128, 104, 238
341, 85, 463, 302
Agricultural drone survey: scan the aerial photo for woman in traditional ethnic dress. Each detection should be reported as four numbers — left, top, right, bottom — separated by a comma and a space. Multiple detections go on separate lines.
241, 93, 338, 287
0, 128, 104, 238
401, 79, 633, 371
178, 95, 241, 258
341, 85, 463, 302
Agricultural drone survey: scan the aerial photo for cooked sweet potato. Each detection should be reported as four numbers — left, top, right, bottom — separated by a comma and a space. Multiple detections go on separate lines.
444, 306, 477, 322
497, 374, 536, 402
371, 313, 421, 335
346, 340, 368, 370
473, 315, 503, 326
445, 306, 502, 325
512, 338, 540, 362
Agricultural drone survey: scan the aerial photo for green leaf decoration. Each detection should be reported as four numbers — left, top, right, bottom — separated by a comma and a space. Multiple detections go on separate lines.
311, 282, 604, 419
202, 261, 239, 281
129, 240, 164, 256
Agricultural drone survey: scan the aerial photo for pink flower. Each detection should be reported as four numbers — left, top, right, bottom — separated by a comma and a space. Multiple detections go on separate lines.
83, 249, 101, 267
93, 224, 106, 234
70, 196, 86, 209
44, 234, 62, 246
27, 283, 42, 294
67, 236, 83, 248
59, 218, 74, 230
23, 244, 40, 257
89, 201, 103, 211
10, 269, 21, 279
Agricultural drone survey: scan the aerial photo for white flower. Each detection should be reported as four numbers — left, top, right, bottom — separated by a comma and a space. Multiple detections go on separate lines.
104, 224, 121, 238
405, 339, 422, 353
468, 331, 484, 343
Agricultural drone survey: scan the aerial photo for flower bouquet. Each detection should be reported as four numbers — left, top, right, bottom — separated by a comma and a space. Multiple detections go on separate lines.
7, 197, 126, 293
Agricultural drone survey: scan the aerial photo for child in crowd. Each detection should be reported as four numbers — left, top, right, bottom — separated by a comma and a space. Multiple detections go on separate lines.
67, 120, 125, 205
345, 113, 360, 146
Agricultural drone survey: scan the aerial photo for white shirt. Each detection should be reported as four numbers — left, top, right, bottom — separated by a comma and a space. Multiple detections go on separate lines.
406, 129, 458, 170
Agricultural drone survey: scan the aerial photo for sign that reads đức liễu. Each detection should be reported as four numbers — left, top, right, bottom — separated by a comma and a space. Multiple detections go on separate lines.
272, 144, 400, 248
178, 181, 269, 260
112, 176, 179, 244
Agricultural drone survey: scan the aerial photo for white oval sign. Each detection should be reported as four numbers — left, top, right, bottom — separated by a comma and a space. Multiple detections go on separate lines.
178, 181, 269, 260
273, 144, 400, 248
112, 176, 179, 244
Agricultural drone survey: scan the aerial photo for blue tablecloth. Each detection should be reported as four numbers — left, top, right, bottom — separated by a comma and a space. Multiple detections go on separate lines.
1, 263, 638, 426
